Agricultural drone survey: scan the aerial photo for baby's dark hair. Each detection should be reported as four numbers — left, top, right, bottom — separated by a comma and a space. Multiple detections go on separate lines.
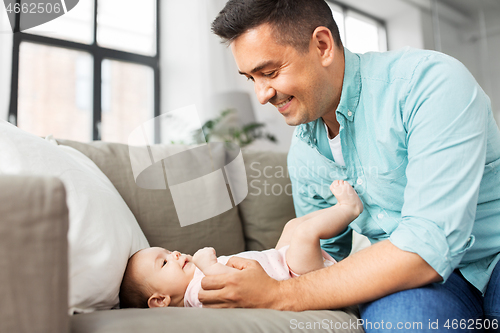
211, 0, 342, 52
119, 251, 149, 309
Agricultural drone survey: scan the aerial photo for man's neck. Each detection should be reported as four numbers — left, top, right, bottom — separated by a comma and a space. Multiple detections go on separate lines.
322, 45, 344, 139
322, 115, 340, 139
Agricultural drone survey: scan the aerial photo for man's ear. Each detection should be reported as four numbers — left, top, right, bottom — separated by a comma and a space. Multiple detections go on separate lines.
311, 26, 335, 67
148, 293, 171, 308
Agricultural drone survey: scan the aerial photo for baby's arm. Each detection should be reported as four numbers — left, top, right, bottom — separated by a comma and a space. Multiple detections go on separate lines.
192, 247, 236, 276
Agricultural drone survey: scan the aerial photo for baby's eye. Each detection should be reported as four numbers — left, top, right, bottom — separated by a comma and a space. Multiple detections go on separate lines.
162, 260, 167, 267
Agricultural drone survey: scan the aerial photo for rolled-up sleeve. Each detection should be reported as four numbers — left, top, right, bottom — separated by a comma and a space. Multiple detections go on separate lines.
390, 53, 488, 282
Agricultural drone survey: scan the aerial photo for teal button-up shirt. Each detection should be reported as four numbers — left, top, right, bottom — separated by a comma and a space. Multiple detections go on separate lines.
288, 47, 500, 293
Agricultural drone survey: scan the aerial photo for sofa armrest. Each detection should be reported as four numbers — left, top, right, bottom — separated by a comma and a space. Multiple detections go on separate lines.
0, 175, 69, 333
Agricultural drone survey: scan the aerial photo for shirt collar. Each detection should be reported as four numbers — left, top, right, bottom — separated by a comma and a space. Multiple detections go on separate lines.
296, 48, 361, 143
336, 48, 361, 121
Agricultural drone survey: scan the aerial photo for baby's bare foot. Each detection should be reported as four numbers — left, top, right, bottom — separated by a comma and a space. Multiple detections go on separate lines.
193, 247, 218, 270
330, 180, 363, 218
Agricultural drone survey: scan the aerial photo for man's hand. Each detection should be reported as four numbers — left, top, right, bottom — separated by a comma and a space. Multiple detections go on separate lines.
198, 257, 283, 309
198, 240, 441, 311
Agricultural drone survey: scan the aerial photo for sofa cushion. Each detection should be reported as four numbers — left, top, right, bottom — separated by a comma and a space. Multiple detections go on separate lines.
71, 307, 363, 333
57, 139, 246, 256
239, 150, 296, 251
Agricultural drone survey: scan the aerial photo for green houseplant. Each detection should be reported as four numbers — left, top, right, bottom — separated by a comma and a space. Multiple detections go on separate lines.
193, 109, 277, 148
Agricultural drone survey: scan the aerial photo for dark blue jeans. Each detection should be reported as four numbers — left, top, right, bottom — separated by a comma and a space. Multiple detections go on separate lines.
359, 261, 500, 332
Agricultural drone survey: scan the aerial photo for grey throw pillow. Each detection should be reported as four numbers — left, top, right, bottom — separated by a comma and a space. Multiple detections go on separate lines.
239, 150, 296, 251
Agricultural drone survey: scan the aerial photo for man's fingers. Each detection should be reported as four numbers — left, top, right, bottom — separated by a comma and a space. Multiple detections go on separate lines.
198, 278, 237, 307
200, 274, 226, 291
226, 256, 258, 270
198, 258, 271, 308
198, 289, 226, 305
202, 302, 234, 308
198, 291, 237, 307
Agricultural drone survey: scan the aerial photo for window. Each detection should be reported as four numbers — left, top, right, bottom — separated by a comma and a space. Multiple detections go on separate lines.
17, 43, 93, 141
327, 1, 387, 54
8, 0, 160, 143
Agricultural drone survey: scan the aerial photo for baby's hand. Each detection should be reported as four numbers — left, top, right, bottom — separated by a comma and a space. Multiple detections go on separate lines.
193, 247, 218, 270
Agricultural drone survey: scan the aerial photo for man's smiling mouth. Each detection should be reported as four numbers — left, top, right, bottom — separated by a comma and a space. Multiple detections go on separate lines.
277, 96, 293, 108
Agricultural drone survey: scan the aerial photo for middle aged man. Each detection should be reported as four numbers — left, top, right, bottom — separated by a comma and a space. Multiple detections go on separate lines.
198, 0, 500, 331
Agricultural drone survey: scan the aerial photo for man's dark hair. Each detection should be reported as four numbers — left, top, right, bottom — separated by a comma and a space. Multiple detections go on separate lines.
211, 0, 342, 52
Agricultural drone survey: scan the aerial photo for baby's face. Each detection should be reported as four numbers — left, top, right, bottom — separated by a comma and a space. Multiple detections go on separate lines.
132, 247, 196, 304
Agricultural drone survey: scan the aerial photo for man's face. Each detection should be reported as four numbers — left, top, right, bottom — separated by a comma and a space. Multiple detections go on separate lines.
132, 247, 196, 303
231, 23, 339, 126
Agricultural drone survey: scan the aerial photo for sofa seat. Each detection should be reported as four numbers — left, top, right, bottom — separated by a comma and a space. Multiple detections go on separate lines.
71, 307, 362, 333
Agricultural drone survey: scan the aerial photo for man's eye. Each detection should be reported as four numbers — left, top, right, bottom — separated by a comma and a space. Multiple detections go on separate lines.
246, 76, 254, 82
263, 71, 276, 78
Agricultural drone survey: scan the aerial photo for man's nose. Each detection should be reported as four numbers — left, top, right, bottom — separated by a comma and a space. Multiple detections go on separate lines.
254, 79, 275, 105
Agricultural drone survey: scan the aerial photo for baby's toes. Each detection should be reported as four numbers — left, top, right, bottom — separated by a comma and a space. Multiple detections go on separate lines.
330, 180, 342, 191
330, 180, 346, 196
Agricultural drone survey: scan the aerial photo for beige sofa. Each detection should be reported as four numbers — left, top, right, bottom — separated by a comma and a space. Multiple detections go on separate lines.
0, 139, 364, 333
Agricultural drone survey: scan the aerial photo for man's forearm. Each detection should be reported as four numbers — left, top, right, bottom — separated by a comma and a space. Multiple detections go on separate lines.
276, 240, 442, 311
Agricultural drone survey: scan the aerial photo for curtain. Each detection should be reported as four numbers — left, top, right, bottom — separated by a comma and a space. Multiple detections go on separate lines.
0, 7, 12, 122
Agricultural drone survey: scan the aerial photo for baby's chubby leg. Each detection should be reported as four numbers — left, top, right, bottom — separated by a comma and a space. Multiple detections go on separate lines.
275, 209, 328, 250
286, 180, 363, 275
275, 201, 346, 250
193, 247, 236, 276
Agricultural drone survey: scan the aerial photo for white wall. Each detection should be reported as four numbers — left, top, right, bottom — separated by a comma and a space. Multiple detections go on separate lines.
419, 8, 500, 125
161, 0, 294, 152
162, 0, 230, 120
386, 8, 424, 50
477, 10, 500, 125
420, 11, 480, 74
0, 7, 12, 121
486, 30, 500, 124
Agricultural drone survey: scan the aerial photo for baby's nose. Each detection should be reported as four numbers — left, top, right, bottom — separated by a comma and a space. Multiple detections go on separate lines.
170, 251, 180, 259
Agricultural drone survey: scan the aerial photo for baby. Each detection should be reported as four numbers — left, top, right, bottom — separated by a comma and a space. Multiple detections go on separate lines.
119, 180, 363, 308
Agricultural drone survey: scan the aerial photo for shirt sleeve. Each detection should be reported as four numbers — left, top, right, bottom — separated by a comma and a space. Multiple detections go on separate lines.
288, 142, 353, 261
390, 53, 488, 282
